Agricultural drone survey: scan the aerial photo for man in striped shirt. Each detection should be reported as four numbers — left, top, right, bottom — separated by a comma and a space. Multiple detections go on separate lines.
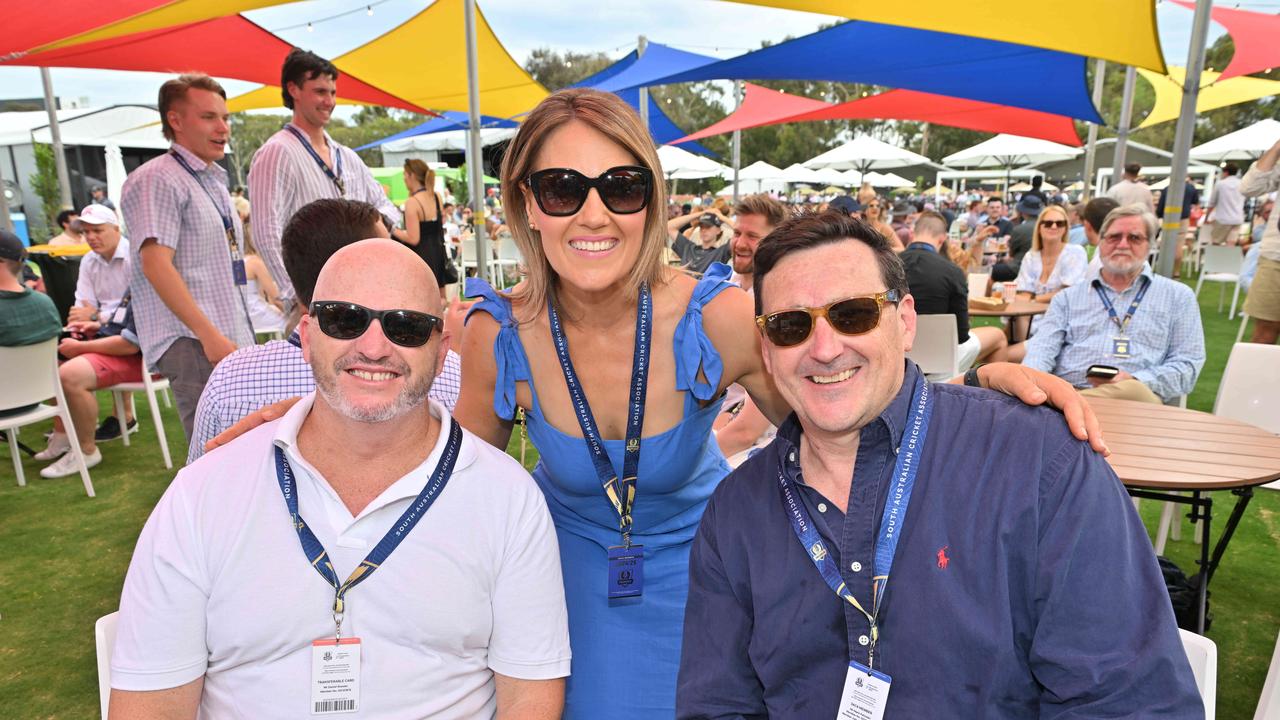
120, 73, 255, 440
248, 49, 401, 311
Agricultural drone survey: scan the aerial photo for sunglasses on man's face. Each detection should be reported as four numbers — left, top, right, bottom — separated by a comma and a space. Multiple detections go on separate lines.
756, 291, 901, 348
524, 165, 653, 217
309, 301, 441, 348
1039, 219, 1068, 228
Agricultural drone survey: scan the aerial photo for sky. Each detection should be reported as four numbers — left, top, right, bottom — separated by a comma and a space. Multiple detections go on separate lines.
0, 0, 1276, 114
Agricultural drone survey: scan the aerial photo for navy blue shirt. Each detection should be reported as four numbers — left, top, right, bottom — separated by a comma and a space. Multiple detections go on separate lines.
677, 362, 1200, 719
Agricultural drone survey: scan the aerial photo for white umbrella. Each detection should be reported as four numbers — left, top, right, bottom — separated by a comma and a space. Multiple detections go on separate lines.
804, 135, 932, 173
866, 171, 914, 189
656, 145, 730, 180
780, 163, 828, 185
838, 169, 865, 186
942, 134, 1081, 168
105, 143, 128, 232
726, 160, 787, 194
1189, 119, 1280, 162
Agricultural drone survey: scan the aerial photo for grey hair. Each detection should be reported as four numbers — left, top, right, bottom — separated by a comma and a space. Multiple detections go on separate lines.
1099, 204, 1158, 242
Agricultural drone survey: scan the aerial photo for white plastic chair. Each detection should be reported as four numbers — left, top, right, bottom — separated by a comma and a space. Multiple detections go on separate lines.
1195, 246, 1244, 319
1184, 225, 1211, 276
104, 358, 173, 470
1180, 629, 1218, 720
493, 232, 522, 288
1255, 630, 1280, 720
96, 611, 118, 720
0, 339, 95, 497
906, 314, 959, 380
459, 234, 479, 276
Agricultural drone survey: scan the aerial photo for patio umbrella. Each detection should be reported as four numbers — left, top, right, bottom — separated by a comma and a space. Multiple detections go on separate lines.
780, 163, 828, 186
804, 135, 932, 174
104, 142, 127, 231
730, 160, 788, 193
942, 134, 1079, 199
657, 145, 730, 180
866, 171, 915, 189
1189, 119, 1280, 163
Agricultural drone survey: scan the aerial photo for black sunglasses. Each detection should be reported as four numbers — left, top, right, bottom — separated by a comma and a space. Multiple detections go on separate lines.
524, 165, 653, 217
756, 291, 901, 348
310, 301, 441, 348
1039, 219, 1067, 228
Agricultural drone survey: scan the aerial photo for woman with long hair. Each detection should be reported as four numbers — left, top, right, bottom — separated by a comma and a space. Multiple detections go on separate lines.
861, 196, 901, 251
401, 159, 451, 301
1007, 203, 1088, 360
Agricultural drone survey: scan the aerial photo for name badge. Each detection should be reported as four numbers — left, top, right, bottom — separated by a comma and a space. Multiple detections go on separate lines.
1111, 336, 1131, 359
311, 637, 361, 715
607, 545, 644, 599
231, 258, 248, 286
836, 661, 892, 720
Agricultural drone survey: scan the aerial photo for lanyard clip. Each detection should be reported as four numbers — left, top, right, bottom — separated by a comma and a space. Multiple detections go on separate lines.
332, 595, 345, 641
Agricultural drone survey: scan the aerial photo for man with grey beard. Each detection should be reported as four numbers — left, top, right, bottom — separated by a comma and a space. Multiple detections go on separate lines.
109, 239, 570, 719
1024, 205, 1205, 405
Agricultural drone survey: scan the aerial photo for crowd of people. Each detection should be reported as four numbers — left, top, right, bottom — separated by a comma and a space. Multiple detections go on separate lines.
4, 43, 1273, 718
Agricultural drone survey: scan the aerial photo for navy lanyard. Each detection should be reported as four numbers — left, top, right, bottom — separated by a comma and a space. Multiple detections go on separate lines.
169, 150, 237, 245
274, 416, 463, 638
1092, 275, 1151, 335
777, 375, 934, 668
283, 124, 345, 195
907, 242, 937, 253
546, 284, 652, 547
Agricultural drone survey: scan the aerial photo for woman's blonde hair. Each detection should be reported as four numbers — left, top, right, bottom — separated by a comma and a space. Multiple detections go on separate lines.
1032, 204, 1069, 252
403, 158, 435, 192
500, 88, 668, 319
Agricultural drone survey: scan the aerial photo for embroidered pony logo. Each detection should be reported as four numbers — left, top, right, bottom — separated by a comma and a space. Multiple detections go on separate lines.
936, 546, 950, 570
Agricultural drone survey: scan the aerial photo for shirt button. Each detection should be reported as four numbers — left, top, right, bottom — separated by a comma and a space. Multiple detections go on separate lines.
851, 561, 863, 573
858, 634, 870, 646
817, 502, 828, 513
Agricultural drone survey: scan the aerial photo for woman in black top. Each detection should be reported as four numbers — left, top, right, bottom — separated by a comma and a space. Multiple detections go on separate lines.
401, 159, 451, 301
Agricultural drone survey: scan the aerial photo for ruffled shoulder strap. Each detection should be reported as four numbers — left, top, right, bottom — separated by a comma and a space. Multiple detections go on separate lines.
464, 277, 530, 421
673, 262, 736, 403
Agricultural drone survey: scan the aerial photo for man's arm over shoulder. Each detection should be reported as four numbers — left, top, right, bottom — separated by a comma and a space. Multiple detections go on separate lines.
1030, 438, 1202, 718
676, 491, 768, 720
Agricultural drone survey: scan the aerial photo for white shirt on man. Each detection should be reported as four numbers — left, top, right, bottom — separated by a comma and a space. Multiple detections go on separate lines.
112, 395, 571, 719
1208, 175, 1245, 226
1108, 179, 1155, 212
74, 236, 131, 320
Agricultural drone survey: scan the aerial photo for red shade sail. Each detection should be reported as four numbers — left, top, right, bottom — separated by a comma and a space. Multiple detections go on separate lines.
1171, 0, 1280, 81
678, 83, 833, 143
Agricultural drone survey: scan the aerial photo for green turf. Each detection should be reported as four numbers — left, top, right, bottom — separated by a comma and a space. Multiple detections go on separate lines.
0, 272, 1273, 718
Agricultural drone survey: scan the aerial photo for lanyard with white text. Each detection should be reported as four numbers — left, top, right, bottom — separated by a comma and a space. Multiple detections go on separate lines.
274, 417, 462, 639
778, 375, 934, 668
1091, 275, 1151, 335
283, 124, 345, 195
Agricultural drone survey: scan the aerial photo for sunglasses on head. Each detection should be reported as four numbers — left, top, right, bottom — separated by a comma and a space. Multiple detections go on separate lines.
524, 165, 653, 217
1039, 219, 1067, 228
756, 291, 901, 347
309, 301, 441, 348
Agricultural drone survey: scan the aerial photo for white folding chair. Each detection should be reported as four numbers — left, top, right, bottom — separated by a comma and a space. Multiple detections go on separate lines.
493, 232, 522, 288
0, 339, 95, 497
1195, 246, 1244, 319
906, 314, 959, 380
96, 611, 118, 720
459, 234, 479, 277
1184, 225, 1211, 276
1255, 631, 1280, 720
104, 358, 174, 470
1180, 629, 1218, 720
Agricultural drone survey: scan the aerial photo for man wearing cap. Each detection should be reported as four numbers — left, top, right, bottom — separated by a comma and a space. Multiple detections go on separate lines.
668, 209, 733, 276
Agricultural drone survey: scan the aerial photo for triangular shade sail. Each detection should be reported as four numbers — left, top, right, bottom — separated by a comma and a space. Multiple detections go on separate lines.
356, 112, 519, 151
641, 21, 1103, 122
228, 0, 547, 119
613, 88, 715, 156
0, 0, 291, 58
804, 135, 932, 172
0, 15, 426, 114
1171, 0, 1280, 81
725, 0, 1165, 73
942, 134, 1080, 167
573, 43, 718, 94
1190, 119, 1280, 161
1137, 67, 1280, 129
678, 83, 832, 143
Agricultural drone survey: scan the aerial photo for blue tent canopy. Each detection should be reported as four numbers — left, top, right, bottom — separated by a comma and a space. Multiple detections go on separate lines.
356, 111, 519, 151
635, 21, 1103, 123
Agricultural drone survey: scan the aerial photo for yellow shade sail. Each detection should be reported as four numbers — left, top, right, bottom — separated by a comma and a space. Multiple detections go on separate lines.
723, 0, 1166, 72
1137, 66, 1280, 128
228, 0, 547, 119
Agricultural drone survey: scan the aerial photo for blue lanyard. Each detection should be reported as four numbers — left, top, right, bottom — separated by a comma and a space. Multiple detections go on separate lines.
1092, 275, 1151, 335
546, 284, 652, 547
274, 417, 463, 638
169, 150, 236, 238
907, 242, 937, 253
283, 124, 345, 195
777, 375, 934, 668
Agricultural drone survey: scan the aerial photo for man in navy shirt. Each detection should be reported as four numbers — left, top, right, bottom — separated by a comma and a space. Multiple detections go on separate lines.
676, 212, 1199, 719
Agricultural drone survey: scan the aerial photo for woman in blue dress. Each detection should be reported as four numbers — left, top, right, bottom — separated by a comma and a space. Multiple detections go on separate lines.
454, 89, 1104, 719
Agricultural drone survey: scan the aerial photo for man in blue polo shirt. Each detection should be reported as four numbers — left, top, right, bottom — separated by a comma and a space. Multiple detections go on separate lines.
675, 212, 1199, 719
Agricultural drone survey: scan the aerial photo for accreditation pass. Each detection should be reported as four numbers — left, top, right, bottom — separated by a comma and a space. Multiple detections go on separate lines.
836, 661, 891, 720
311, 637, 361, 714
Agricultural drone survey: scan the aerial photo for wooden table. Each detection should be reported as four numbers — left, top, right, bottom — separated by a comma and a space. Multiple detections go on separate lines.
967, 298, 1050, 318
1089, 397, 1280, 632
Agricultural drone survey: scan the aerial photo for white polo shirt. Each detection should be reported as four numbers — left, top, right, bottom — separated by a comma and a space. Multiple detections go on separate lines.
112, 395, 570, 718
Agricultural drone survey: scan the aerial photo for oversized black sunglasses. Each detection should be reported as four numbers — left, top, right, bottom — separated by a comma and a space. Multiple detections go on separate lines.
524, 165, 653, 217
1039, 219, 1068, 228
310, 301, 441, 348
755, 291, 901, 347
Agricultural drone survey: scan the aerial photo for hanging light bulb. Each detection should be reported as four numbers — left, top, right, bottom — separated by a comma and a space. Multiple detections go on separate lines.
367, 5, 374, 15
307, 22, 314, 31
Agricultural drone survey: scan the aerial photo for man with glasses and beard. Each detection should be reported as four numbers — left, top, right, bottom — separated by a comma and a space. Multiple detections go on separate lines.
676, 211, 1199, 719
1024, 205, 1204, 405
109, 239, 570, 719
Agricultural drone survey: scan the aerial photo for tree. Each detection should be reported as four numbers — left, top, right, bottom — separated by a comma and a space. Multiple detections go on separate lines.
228, 113, 286, 186
328, 110, 430, 167
525, 48, 615, 91
29, 144, 62, 239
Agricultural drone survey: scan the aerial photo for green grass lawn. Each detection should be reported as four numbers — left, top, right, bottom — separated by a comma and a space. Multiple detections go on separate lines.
0, 273, 1275, 718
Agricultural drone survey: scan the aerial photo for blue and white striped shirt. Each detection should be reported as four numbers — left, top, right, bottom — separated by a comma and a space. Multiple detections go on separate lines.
1023, 265, 1205, 402
188, 332, 463, 464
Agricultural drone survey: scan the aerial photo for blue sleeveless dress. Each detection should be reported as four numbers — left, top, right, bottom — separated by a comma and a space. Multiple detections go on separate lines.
467, 265, 735, 719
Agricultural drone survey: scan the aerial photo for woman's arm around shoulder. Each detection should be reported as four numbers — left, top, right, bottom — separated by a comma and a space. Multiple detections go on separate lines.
699, 285, 791, 426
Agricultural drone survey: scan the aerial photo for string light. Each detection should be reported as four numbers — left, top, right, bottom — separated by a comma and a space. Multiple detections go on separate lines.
306, 22, 314, 31
367, 5, 373, 14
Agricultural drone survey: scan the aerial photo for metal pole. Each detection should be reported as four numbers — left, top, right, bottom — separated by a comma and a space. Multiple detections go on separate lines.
0, 158, 13, 234
40, 67, 73, 210
1082, 59, 1107, 201
1158, 0, 1214, 278
637, 36, 649, 137
1110, 65, 1138, 186
731, 81, 742, 205
464, 0, 489, 283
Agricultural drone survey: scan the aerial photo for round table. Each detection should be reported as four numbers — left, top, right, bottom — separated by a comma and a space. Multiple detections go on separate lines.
967, 298, 1049, 318
1088, 396, 1280, 632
